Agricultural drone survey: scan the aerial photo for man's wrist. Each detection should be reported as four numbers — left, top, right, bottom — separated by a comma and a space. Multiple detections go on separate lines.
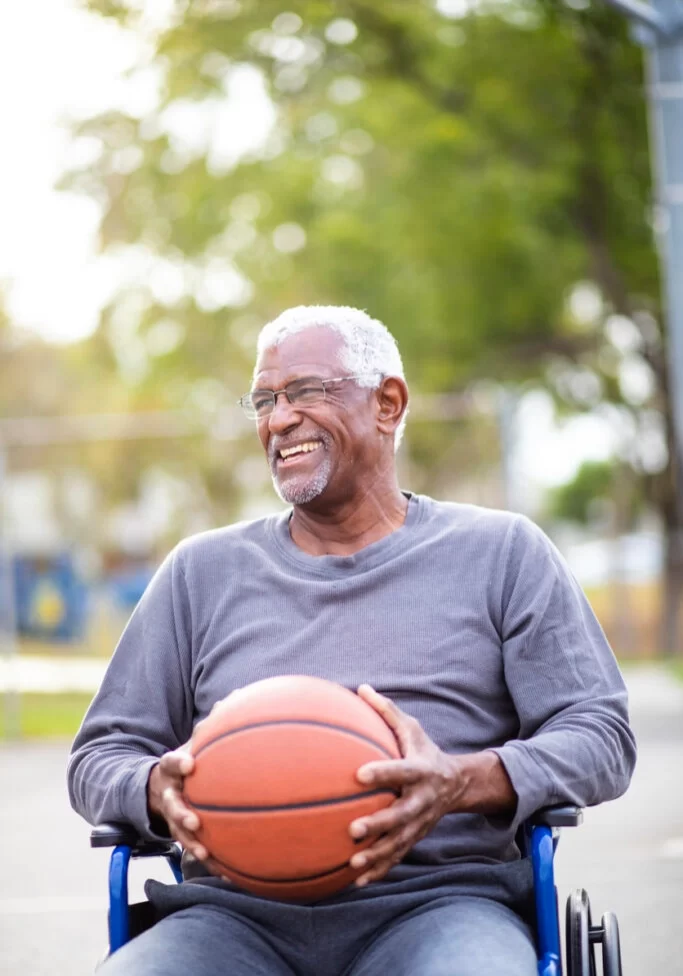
147, 762, 161, 813
146, 761, 169, 831
447, 750, 517, 816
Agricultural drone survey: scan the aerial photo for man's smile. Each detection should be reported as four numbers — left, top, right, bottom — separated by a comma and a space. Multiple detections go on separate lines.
275, 439, 324, 466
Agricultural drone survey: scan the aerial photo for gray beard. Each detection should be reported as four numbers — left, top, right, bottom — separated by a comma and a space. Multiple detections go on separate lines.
272, 455, 333, 506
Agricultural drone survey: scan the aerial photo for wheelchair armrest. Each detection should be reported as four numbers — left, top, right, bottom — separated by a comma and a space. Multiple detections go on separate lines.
529, 804, 583, 828
90, 821, 178, 856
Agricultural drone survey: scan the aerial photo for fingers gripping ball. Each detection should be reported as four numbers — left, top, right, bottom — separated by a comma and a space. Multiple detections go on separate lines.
182, 675, 400, 901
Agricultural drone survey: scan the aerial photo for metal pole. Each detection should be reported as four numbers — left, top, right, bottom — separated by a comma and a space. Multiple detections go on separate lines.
0, 444, 21, 739
644, 0, 683, 525
604, 0, 683, 650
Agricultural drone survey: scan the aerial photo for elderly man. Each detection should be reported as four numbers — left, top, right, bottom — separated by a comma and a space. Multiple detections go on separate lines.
68, 305, 636, 976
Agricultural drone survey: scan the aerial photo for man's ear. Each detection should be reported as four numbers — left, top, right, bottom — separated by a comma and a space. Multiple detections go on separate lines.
375, 376, 409, 438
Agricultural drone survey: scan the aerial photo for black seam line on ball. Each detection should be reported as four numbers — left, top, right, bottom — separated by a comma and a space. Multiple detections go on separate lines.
188, 787, 399, 812
193, 719, 397, 760
212, 854, 353, 885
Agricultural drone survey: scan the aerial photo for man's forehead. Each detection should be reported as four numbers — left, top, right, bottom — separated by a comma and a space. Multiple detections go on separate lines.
254, 327, 344, 382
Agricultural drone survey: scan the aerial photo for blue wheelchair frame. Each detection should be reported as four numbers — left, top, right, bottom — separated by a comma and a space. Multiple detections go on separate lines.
523, 810, 572, 976
90, 803, 613, 976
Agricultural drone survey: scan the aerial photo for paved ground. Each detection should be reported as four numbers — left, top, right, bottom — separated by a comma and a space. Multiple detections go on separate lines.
553, 668, 683, 973
1, 666, 682, 976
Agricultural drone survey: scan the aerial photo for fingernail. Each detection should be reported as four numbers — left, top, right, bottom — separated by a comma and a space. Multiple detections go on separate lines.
351, 854, 366, 869
355, 876, 368, 888
350, 822, 366, 839
357, 768, 372, 784
184, 815, 199, 830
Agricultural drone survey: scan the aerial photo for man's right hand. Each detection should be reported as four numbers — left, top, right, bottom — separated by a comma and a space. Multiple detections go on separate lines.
147, 747, 208, 861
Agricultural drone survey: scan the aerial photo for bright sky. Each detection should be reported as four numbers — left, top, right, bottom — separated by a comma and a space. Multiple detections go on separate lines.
0, 0, 619, 492
0, 0, 141, 342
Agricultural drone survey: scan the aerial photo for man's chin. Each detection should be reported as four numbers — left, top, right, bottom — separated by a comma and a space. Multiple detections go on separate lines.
273, 471, 330, 506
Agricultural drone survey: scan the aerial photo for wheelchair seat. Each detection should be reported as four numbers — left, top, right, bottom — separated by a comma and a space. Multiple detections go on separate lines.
90, 804, 622, 976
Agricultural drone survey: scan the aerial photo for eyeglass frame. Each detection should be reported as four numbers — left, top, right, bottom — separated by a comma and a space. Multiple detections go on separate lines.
237, 373, 383, 420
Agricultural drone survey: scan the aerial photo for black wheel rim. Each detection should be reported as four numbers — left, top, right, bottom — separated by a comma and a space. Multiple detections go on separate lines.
601, 912, 623, 976
566, 888, 592, 976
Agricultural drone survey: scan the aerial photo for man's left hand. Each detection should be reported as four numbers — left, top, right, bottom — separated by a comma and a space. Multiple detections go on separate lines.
348, 684, 468, 887
349, 684, 516, 886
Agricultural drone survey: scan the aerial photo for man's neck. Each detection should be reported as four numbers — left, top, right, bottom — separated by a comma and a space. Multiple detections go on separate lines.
289, 485, 409, 557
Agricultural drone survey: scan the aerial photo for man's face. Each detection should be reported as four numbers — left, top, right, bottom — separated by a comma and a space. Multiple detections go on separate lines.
252, 327, 380, 507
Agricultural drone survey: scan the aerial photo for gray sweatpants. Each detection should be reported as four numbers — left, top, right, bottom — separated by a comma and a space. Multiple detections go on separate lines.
98, 876, 537, 976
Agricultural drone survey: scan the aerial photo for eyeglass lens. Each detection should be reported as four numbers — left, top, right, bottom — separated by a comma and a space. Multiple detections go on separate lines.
246, 378, 327, 417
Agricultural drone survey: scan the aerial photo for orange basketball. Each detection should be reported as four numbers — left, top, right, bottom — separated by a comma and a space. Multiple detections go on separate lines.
182, 675, 400, 901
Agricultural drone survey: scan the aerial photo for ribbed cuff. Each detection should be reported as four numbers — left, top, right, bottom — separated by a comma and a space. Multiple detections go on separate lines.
490, 742, 555, 832
119, 758, 172, 841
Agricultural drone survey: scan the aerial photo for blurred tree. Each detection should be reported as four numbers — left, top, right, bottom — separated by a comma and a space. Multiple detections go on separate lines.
548, 458, 643, 529
0, 298, 246, 551
547, 455, 648, 657
549, 459, 617, 527
63, 0, 680, 649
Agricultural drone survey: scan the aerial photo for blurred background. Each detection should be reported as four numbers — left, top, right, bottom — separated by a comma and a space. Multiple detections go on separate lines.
1, 0, 682, 738
1, 3, 683, 973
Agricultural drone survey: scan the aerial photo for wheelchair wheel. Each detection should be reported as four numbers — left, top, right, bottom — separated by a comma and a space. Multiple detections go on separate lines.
566, 888, 596, 976
600, 911, 622, 976
566, 889, 623, 976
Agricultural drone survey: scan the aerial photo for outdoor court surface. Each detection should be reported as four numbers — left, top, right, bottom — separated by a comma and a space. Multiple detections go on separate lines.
1, 666, 682, 976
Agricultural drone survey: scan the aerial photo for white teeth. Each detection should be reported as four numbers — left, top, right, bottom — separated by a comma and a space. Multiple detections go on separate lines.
280, 441, 322, 459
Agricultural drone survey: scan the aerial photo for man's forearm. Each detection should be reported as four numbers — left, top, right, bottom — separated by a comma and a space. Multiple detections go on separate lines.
448, 750, 517, 815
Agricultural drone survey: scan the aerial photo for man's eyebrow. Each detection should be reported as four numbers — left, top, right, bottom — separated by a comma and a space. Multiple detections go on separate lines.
252, 374, 322, 390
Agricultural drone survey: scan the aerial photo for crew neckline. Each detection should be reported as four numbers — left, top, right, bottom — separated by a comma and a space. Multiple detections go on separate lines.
268, 491, 424, 578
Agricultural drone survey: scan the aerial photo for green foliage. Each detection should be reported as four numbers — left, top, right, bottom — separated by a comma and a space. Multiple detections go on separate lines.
548, 458, 616, 524
71, 0, 657, 383
548, 457, 644, 527
53, 0, 670, 525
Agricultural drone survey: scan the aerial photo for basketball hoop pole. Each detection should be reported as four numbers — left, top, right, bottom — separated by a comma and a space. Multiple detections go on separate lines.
631, 0, 683, 524
607, 2, 683, 647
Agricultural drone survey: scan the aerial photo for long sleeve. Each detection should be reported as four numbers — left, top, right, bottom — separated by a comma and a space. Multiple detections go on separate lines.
67, 547, 194, 839
490, 516, 637, 830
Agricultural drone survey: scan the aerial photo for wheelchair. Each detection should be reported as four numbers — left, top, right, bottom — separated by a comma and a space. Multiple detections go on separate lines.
91, 804, 622, 976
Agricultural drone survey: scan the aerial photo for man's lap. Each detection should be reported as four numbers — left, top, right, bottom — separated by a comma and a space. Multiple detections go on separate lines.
97, 895, 537, 976
347, 895, 537, 976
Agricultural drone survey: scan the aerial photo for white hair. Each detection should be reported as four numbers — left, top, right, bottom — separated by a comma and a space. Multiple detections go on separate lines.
255, 305, 408, 448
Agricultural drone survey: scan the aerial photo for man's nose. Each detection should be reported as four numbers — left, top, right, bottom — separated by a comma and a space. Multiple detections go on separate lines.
267, 392, 301, 434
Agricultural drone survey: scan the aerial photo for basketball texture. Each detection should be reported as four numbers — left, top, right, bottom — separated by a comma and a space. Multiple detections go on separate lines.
182, 675, 401, 901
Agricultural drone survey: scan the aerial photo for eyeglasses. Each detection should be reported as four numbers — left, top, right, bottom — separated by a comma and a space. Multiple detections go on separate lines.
238, 373, 381, 420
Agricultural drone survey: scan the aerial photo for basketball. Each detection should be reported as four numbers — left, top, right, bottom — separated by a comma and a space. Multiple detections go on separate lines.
182, 675, 401, 901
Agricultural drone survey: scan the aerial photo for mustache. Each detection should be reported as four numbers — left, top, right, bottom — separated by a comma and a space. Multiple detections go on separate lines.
268, 430, 331, 464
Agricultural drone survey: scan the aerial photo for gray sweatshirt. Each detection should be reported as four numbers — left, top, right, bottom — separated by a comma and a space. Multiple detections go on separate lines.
68, 493, 635, 878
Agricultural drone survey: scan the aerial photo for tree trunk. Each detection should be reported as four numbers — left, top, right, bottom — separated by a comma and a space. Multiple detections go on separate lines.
661, 525, 683, 656
608, 464, 636, 658
651, 364, 683, 656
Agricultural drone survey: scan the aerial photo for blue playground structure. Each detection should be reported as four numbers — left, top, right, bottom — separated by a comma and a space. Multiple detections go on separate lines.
13, 553, 88, 641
